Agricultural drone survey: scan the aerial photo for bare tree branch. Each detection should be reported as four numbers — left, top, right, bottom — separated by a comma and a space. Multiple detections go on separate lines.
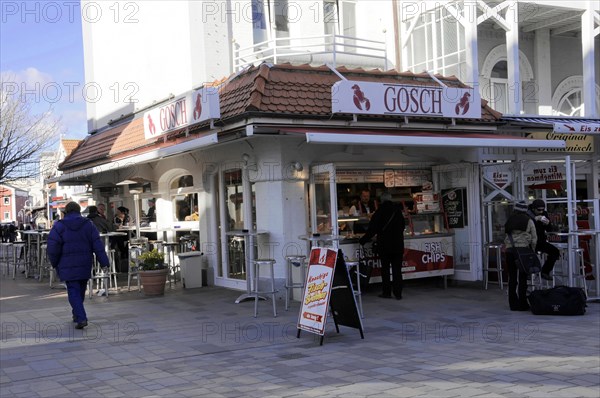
1, 77, 62, 184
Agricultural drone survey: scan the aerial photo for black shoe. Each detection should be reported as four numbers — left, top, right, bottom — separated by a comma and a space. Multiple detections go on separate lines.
72, 315, 77, 322
75, 321, 88, 329
378, 294, 392, 299
541, 273, 552, 281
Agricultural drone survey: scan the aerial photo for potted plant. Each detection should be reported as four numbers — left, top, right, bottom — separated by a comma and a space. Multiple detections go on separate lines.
138, 249, 168, 296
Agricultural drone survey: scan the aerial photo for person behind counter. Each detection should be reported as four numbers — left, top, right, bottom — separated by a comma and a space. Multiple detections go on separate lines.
504, 200, 537, 311
527, 199, 559, 281
351, 189, 378, 216
146, 198, 156, 222
359, 191, 405, 300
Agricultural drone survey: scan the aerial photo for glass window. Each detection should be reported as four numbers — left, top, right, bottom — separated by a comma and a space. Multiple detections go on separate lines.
342, 1, 356, 51
324, 0, 337, 36
252, 0, 267, 44
3, 197, 9, 205
169, 175, 198, 222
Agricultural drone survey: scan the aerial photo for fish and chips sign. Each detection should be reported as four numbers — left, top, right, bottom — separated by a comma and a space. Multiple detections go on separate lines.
143, 87, 220, 140
332, 80, 481, 119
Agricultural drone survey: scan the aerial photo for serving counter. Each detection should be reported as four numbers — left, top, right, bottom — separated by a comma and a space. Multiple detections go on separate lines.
339, 232, 454, 283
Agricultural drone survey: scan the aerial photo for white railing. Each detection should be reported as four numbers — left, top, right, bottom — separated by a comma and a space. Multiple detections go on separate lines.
233, 34, 389, 72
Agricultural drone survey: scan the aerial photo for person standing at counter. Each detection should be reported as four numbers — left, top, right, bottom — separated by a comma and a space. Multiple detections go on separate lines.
46, 202, 110, 329
146, 198, 156, 222
527, 199, 559, 281
504, 201, 537, 311
359, 191, 405, 300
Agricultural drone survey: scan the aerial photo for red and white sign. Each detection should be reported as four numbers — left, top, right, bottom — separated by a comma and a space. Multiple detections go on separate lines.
297, 248, 337, 336
553, 122, 600, 134
489, 171, 511, 189
143, 87, 220, 140
332, 81, 481, 119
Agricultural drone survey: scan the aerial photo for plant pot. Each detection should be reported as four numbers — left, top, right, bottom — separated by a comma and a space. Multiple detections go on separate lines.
139, 269, 168, 296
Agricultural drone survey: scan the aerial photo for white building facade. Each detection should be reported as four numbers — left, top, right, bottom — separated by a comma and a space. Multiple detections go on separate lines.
70, 1, 599, 294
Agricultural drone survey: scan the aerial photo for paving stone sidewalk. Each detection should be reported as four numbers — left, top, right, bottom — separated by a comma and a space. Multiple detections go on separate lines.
1, 274, 599, 397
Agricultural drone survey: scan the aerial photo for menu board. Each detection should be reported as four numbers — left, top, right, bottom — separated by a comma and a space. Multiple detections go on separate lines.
384, 169, 432, 187
297, 248, 337, 336
442, 188, 467, 228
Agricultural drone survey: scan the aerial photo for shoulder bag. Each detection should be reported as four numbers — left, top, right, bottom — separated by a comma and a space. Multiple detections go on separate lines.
507, 233, 542, 275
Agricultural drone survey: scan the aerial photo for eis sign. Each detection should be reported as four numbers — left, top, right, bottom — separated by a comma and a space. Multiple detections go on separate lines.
331, 81, 481, 119
143, 87, 220, 140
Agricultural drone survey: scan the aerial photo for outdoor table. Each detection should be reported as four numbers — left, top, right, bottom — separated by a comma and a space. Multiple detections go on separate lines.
298, 234, 343, 249
22, 230, 49, 279
547, 230, 599, 297
225, 229, 268, 303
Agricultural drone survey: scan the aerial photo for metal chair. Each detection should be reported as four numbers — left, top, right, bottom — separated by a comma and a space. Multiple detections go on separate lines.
284, 255, 307, 311
251, 259, 278, 318
483, 243, 504, 290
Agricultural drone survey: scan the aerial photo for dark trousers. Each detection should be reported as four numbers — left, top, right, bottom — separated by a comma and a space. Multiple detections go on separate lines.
66, 280, 88, 322
536, 241, 560, 275
506, 251, 529, 310
379, 252, 404, 298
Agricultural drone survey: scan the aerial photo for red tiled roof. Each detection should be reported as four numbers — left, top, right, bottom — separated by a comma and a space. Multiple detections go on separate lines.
60, 63, 501, 172
61, 139, 82, 157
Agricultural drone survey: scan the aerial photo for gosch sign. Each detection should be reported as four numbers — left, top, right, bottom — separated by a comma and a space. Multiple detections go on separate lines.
332, 80, 481, 119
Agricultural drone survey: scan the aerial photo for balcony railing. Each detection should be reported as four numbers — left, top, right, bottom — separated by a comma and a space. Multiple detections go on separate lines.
233, 34, 389, 72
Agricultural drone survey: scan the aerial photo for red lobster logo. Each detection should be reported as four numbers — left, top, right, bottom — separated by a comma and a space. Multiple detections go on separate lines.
352, 84, 370, 111
147, 115, 156, 136
193, 93, 203, 120
455, 92, 471, 115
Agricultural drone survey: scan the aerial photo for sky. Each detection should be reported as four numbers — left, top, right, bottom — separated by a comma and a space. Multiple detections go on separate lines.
1, 1, 88, 139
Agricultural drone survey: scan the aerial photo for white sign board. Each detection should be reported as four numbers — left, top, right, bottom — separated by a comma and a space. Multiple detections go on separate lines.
143, 87, 220, 140
553, 122, 600, 134
297, 248, 337, 336
332, 81, 481, 119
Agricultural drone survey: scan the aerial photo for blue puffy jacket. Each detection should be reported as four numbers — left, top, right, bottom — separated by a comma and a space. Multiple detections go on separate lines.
47, 213, 110, 281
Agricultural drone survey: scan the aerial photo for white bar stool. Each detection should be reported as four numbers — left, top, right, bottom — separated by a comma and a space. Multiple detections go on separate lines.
284, 255, 306, 311
10, 242, 26, 279
483, 243, 504, 290
572, 248, 588, 297
252, 259, 278, 318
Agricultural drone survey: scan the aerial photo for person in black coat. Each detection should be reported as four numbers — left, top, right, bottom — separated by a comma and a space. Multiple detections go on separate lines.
359, 191, 405, 299
527, 199, 559, 280
87, 206, 112, 233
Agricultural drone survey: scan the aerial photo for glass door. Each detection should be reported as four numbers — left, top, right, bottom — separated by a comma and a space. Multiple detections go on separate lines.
309, 163, 338, 236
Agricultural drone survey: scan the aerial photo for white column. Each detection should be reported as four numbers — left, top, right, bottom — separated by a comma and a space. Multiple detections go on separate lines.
505, 1, 521, 114
534, 28, 552, 115
581, 3, 598, 117
463, 0, 479, 89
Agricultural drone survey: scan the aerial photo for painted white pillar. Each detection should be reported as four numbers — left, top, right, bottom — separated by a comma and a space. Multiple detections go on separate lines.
463, 0, 480, 89
534, 28, 552, 115
581, 3, 598, 117
505, 1, 521, 115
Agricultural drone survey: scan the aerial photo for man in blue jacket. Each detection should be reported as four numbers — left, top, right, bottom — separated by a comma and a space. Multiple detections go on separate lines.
47, 202, 110, 329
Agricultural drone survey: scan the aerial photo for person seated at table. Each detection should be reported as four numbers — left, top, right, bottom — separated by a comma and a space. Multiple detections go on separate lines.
527, 199, 559, 280
114, 206, 131, 227
87, 206, 112, 233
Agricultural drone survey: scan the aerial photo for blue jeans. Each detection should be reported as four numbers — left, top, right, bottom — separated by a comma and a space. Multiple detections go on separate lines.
66, 280, 88, 322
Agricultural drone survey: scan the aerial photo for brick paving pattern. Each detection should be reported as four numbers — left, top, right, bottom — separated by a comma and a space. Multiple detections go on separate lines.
1, 274, 599, 397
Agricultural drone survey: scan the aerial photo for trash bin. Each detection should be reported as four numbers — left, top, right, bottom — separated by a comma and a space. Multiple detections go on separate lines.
178, 252, 204, 288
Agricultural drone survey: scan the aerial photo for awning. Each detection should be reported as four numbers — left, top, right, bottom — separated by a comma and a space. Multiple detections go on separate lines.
52, 133, 218, 184
284, 128, 565, 149
501, 116, 600, 134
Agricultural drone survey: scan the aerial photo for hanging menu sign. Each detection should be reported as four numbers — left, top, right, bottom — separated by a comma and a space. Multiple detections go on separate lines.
384, 169, 432, 187
442, 188, 467, 228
